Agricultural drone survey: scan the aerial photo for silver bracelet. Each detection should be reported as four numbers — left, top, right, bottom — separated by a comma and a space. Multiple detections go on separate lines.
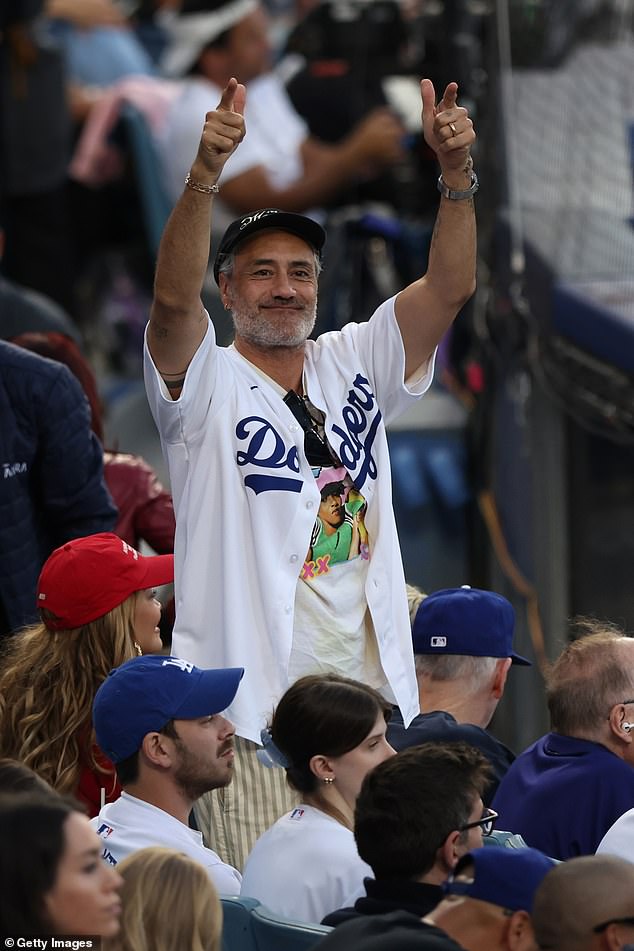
185, 172, 220, 195
437, 170, 479, 200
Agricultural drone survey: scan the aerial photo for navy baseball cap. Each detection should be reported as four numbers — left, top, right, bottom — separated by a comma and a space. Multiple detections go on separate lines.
443, 847, 556, 913
411, 586, 531, 666
93, 655, 244, 763
213, 208, 326, 282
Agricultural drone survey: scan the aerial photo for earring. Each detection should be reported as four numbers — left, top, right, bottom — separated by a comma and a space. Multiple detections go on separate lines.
134, 642, 142, 656
323, 777, 334, 785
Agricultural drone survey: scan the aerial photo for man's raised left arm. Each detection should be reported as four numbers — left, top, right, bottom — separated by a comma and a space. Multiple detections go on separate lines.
395, 79, 477, 380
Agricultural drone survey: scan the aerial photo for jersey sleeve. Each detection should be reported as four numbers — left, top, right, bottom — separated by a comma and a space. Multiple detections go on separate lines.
143, 313, 220, 446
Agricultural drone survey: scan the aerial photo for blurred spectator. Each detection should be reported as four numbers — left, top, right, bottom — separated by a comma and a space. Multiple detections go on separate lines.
532, 855, 634, 951
157, 0, 406, 222
45, 0, 155, 86
0, 229, 82, 344
493, 622, 634, 859
0, 533, 174, 814
132, 0, 184, 67
388, 586, 526, 804
102, 847, 223, 951
0, 793, 122, 937
240, 674, 394, 923
323, 743, 492, 926
10, 331, 176, 555
0, 0, 78, 315
0, 340, 116, 635
92, 655, 243, 893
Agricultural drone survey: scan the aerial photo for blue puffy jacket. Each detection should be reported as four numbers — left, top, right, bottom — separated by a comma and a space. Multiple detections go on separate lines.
0, 340, 117, 634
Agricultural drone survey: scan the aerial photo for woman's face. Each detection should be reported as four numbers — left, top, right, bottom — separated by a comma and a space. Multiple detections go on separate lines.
133, 588, 163, 653
43, 813, 122, 936
329, 711, 396, 809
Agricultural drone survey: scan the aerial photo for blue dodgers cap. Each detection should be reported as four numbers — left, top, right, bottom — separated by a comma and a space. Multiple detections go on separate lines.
443, 847, 556, 913
213, 208, 326, 283
411, 586, 531, 666
93, 656, 244, 763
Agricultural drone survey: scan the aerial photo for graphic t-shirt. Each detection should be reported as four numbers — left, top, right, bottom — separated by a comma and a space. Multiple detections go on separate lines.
288, 397, 386, 688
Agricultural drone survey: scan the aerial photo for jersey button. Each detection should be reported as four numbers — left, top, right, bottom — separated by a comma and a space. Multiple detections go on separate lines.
306, 500, 314, 509
289, 554, 298, 563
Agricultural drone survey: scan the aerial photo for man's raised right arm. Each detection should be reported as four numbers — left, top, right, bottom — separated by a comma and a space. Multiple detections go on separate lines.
148, 79, 246, 398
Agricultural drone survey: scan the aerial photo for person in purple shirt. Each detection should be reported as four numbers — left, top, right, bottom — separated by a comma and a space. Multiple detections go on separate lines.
492, 620, 634, 860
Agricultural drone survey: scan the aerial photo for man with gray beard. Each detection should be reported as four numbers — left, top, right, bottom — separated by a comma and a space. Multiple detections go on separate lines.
143, 75, 479, 870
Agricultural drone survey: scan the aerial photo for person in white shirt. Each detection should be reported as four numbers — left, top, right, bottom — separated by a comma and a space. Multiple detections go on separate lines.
91, 654, 244, 895
240, 673, 395, 923
145, 73, 477, 870
157, 0, 407, 216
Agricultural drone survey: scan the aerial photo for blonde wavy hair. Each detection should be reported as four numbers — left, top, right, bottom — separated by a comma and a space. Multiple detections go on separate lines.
0, 597, 139, 795
103, 847, 222, 951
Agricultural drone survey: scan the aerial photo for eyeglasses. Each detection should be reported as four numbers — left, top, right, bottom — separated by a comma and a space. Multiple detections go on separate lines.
284, 390, 337, 468
605, 699, 634, 721
459, 808, 498, 837
593, 918, 634, 933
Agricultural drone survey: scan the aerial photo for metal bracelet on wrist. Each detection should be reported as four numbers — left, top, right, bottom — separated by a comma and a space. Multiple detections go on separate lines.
185, 172, 220, 194
437, 170, 479, 201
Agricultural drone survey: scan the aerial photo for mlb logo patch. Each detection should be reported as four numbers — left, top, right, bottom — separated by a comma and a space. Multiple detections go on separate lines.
97, 823, 114, 838
431, 636, 447, 647
290, 808, 305, 821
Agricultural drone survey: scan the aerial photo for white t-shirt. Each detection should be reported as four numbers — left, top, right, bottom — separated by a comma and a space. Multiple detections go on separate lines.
144, 297, 433, 742
240, 804, 371, 923
157, 73, 308, 206
92, 791, 242, 894
596, 808, 634, 861
228, 351, 384, 689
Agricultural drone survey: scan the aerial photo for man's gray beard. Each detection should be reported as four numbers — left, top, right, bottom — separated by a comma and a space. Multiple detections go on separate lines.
231, 300, 317, 349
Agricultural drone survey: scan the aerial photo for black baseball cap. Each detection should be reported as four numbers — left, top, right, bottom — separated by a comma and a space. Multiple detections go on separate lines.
213, 209, 326, 282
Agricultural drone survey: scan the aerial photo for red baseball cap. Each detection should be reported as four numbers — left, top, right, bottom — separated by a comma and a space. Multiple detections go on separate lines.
37, 533, 174, 631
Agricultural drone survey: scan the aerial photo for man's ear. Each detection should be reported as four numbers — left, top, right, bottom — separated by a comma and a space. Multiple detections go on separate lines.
492, 657, 512, 699
505, 910, 534, 951
439, 829, 463, 872
140, 731, 175, 769
218, 273, 232, 310
607, 703, 634, 746
604, 920, 631, 951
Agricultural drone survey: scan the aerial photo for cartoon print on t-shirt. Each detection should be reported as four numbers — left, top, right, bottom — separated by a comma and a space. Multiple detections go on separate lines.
302, 466, 369, 581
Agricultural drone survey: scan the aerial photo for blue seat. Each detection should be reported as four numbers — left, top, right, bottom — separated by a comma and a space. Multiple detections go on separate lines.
251, 904, 332, 951
118, 102, 172, 259
221, 896, 259, 951
220, 896, 332, 951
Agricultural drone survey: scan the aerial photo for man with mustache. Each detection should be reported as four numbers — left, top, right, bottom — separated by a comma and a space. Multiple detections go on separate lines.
143, 75, 478, 869
91, 655, 244, 892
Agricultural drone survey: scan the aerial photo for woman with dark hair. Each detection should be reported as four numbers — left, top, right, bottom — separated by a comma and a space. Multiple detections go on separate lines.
0, 758, 54, 795
240, 673, 395, 923
0, 793, 122, 936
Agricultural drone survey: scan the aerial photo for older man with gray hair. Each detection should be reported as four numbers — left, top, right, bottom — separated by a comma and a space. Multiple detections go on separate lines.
387, 586, 528, 802
493, 621, 634, 859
